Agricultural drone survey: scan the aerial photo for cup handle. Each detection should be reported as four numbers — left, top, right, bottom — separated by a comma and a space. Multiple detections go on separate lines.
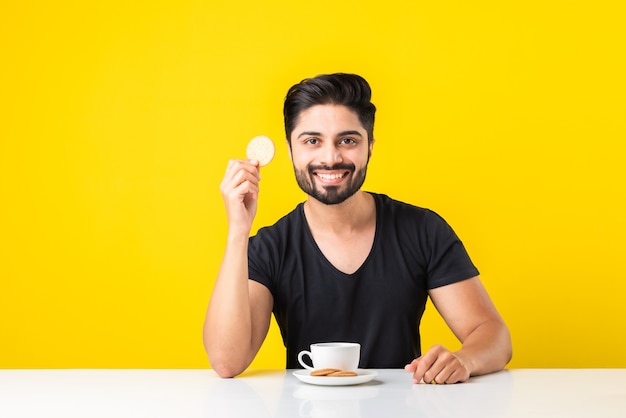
297, 350, 315, 370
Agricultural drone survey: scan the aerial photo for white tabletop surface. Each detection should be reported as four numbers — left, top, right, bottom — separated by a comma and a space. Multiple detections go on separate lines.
1, 368, 625, 417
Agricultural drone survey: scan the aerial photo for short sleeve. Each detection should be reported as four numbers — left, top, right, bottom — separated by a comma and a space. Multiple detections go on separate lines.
248, 229, 277, 295
422, 210, 479, 289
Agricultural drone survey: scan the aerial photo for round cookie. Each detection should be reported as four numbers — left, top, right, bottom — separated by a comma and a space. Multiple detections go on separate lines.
310, 368, 340, 376
327, 370, 358, 377
246, 135, 275, 166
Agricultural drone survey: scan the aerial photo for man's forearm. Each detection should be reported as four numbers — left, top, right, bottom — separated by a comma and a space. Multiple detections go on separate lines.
455, 319, 512, 376
203, 234, 255, 377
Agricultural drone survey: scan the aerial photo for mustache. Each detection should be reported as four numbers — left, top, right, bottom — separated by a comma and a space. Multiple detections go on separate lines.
308, 163, 356, 173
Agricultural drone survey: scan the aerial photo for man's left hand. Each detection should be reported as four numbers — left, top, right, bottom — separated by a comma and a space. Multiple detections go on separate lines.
404, 344, 470, 384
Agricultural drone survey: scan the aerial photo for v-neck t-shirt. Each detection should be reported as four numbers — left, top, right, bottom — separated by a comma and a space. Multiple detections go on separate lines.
248, 192, 479, 369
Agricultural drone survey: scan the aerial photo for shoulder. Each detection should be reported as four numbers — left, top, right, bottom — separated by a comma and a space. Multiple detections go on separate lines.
369, 193, 459, 248
248, 203, 306, 285
250, 202, 305, 247
369, 192, 442, 225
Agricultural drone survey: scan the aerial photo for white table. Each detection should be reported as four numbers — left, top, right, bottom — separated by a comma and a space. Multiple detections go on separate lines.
1, 369, 624, 417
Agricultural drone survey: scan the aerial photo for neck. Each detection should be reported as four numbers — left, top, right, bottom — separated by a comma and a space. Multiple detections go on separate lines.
303, 191, 374, 233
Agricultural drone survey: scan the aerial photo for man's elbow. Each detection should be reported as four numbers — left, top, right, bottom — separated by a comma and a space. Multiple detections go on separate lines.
208, 353, 248, 378
212, 364, 241, 379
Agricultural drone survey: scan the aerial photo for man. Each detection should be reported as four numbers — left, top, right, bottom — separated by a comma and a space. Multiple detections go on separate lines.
204, 73, 512, 383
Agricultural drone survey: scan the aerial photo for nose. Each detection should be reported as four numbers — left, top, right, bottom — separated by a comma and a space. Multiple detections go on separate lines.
320, 143, 342, 166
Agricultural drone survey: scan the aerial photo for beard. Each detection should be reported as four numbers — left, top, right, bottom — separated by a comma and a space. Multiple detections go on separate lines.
293, 162, 368, 205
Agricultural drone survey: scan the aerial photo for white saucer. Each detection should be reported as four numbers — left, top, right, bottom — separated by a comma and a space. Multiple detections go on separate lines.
293, 369, 378, 386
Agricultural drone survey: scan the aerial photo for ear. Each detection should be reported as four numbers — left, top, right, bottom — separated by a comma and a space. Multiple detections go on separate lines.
368, 139, 375, 158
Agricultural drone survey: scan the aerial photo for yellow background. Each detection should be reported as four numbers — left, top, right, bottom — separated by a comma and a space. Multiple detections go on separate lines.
1, 1, 624, 369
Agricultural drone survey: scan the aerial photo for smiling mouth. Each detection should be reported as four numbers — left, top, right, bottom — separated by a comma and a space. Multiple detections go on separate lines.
316, 172, 347, 180
309, 164, 355, 185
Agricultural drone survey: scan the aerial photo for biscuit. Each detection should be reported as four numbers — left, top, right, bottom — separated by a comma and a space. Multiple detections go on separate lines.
310, 368, 341, 376
246, 135, 275, 166
327, 370, 358, 377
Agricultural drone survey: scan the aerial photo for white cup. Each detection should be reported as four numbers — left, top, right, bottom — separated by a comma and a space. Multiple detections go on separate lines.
297, 342, 360, 371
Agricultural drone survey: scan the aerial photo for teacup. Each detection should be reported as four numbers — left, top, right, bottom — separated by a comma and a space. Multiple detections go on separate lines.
297, 342, 360, 371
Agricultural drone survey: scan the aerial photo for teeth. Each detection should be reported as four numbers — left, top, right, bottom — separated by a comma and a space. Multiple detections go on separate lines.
317, 173, 344, 180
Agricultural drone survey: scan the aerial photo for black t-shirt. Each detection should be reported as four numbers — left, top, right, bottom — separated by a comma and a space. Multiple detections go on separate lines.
248, 193, 479, 369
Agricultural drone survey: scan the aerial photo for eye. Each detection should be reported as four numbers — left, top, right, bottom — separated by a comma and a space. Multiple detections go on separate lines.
340, 137, 357, 145
305, 137, 319, 145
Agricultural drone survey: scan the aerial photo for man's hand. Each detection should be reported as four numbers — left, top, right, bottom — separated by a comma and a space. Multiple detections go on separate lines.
220, 159, 261, 236
404, 345, 470, 384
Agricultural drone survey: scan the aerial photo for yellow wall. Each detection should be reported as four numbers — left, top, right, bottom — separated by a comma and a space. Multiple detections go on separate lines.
1, 1, 624, 368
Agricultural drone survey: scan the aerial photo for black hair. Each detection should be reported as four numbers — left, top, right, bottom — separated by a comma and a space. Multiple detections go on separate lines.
283, 73, 376, 144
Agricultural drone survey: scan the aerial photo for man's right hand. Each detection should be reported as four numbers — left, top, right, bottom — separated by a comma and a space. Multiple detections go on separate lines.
220, 159, 261, 236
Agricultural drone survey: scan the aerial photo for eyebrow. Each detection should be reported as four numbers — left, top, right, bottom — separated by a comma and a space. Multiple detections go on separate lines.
297, 130, 363, 139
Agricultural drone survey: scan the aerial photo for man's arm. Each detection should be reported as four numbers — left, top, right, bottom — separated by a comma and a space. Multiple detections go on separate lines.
405, 276, 512, 383
203, 240, 273, 378
203, 159, 273, 378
